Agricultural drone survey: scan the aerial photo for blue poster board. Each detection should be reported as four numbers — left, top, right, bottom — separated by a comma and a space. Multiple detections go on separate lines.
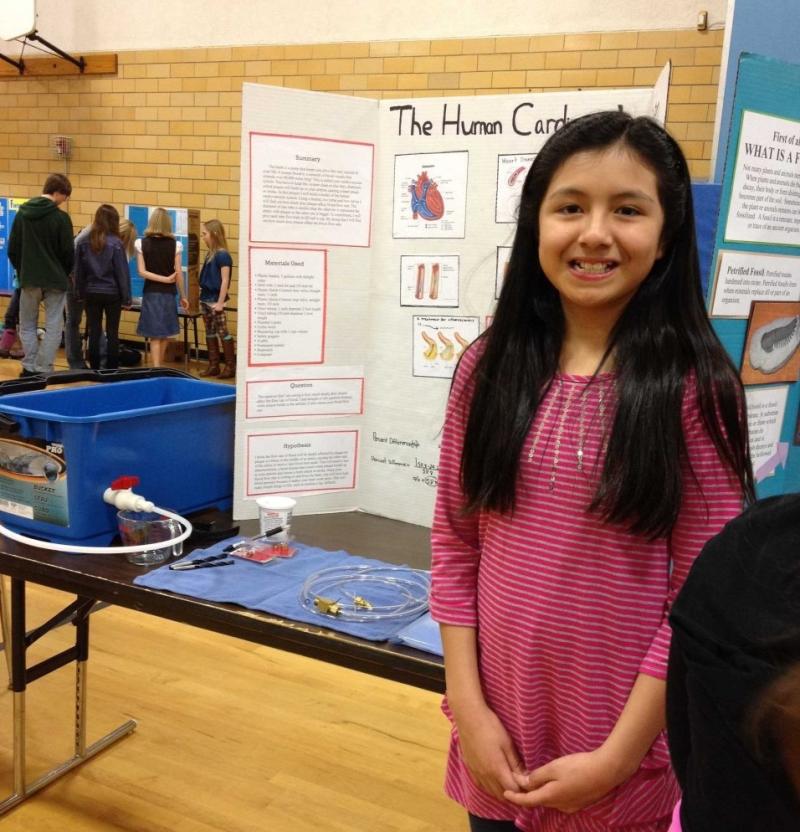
692, 182, 722, 296
708, 53, 800, 497
124, 205, 189, 305
0, 197, 22, 295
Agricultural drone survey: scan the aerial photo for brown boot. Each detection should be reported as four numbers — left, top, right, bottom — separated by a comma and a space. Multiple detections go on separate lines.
219, 338, 236, 379
199, 337, 220, 377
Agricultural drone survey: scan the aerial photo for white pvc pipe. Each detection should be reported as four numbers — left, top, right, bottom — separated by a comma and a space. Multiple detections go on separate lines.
0, 506, 193, 555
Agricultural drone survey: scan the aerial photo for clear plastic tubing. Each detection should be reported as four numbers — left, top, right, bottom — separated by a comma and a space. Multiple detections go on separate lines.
0, 506, 192, 555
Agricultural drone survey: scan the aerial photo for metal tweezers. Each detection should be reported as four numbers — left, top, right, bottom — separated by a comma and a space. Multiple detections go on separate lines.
169, 553, 233, 571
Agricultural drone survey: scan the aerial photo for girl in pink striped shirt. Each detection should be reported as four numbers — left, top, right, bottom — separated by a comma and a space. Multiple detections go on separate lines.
431, 111, 753, 832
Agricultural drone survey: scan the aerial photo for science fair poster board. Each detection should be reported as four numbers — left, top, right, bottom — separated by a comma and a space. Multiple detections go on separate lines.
234, 73, 668, 527
0, 198, 23, 295
707, 53, 800, 497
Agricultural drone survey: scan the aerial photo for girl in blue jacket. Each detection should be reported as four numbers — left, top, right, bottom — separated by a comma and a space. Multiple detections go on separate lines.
74, 204, 132, 370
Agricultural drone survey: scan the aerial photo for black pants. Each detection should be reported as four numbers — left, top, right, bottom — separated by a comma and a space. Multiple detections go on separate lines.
4, 288, 20, 329
469, 814, 518, 831
85, 292, 122, 370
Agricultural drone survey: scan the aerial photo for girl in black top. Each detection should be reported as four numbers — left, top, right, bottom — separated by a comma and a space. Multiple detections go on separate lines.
135, 207, 188, 367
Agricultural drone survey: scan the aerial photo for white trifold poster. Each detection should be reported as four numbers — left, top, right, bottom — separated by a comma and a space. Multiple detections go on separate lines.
234, 70, 668, 527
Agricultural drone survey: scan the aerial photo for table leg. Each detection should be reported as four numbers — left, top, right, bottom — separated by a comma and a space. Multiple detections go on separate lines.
192, 316, 200, 364
0, 575, 11, 683
11, 578, 25, 796
0, 581, 137, 814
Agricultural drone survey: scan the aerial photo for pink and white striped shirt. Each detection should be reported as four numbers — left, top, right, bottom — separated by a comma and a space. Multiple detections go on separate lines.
431, 347, 743, 831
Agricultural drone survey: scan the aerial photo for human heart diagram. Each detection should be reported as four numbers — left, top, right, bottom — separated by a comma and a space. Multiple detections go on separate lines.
409, 171, 445, 221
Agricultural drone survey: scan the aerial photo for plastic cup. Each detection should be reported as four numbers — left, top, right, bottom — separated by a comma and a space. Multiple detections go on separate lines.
256, 495, 296, 543
117, 510, 184, 565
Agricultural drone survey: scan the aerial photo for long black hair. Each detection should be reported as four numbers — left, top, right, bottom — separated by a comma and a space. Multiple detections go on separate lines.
460, 111, 754, 538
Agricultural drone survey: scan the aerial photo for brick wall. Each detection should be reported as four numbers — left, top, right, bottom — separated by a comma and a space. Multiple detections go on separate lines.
0, 27, 724, 341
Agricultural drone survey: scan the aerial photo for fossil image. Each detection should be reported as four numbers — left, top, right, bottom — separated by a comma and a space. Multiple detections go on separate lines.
749, 314, 800, 374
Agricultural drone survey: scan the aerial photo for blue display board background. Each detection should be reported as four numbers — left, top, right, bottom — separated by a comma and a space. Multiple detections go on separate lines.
714, 0, 800, 182
693, 182, 722, 297
125, 205, 189, 305
0, 198, 21, 296
709, 53, 800, 497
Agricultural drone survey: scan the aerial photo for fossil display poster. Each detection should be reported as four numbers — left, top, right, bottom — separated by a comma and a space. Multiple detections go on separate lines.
709, 54, 800, 496
724, 110, 800, 247
745, 385, 790, 480
234, 79, 662, 526
711, 250, 800, 317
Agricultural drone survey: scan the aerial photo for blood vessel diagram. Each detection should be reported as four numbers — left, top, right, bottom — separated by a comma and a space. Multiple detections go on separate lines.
413, 316, 480, 378
437, 331, 454, 361
421, 331, 438, 360
409, 171, 445, 221
507, 165, 527, 186
415, 264, 425, 300
429, 263, 440, 300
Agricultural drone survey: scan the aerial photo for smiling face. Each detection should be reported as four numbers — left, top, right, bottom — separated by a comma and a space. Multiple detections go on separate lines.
537, 143, 666, 329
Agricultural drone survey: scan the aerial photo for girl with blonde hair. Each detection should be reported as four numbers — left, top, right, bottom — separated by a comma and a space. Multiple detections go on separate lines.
198, 218, 235, 378
118, 218, 136, 260
135, 207, 188, 367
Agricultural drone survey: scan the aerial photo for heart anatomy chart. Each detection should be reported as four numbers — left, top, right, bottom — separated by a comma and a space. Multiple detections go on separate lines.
392, 151, 468, 239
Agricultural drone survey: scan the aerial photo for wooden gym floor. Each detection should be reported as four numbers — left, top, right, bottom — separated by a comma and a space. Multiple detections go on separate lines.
0, 584, 460, 831
0, 348, 461, 832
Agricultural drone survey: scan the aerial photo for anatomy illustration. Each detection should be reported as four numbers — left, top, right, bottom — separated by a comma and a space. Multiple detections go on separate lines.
421, 331, 438, 360
749, 314, 800, 374
409, 171, 445, 221
415, 264, 425, 300
507, 165, 527, 186
429, 263, 440, 300
454, 331, 470, 358
437, 331, 454, 361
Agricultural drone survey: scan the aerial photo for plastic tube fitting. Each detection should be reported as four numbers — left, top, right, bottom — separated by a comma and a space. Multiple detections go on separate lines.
103, 475, 155, 513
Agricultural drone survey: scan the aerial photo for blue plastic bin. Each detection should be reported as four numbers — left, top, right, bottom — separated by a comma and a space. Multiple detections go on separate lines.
0, 377, 235, 546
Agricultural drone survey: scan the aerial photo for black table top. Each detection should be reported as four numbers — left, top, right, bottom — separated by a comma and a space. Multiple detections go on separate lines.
0, 510, 445, 692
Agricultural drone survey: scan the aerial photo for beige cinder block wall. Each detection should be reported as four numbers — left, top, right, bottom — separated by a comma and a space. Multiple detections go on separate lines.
0, 27, 723, 344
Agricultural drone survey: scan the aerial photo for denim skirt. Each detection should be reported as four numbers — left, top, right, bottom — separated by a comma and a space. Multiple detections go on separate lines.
137, 292, 179, 338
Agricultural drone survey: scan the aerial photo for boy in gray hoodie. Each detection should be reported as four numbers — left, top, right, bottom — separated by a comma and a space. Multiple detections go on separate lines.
8, 173, 74, 375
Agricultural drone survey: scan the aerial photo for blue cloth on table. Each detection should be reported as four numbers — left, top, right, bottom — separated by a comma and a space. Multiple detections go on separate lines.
133, 537, 430, 642
392, 612, 443, 656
